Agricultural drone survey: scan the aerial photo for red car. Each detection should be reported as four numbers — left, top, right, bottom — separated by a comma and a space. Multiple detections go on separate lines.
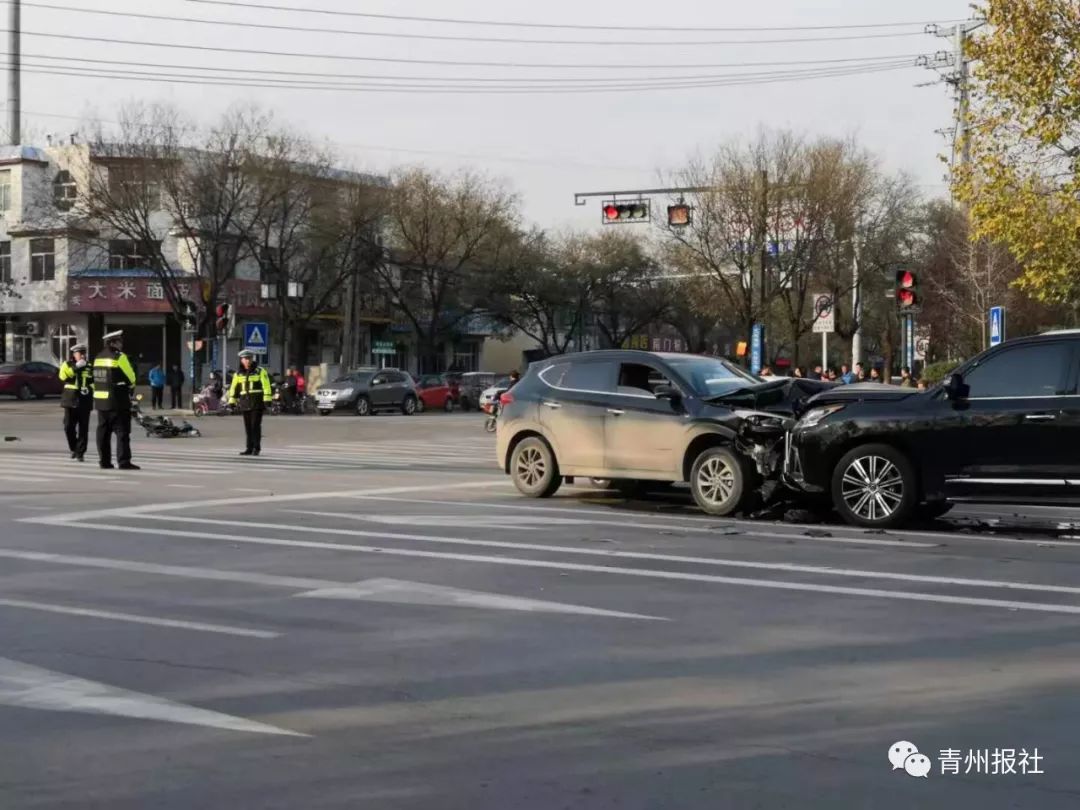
413, 374, 458, 412
0, 362, 64, 400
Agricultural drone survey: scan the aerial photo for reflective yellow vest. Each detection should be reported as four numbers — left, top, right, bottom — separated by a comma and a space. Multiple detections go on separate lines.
229, 366, 272, 411
92, 350, 136, 411
59, 360, 93, 408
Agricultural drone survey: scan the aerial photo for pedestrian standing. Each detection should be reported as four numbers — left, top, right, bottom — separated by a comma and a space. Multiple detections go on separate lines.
854, 363, 867, 382
148, 362, 165, 409
869, 367, 882, 383
229, 350, 272, 456
899, 366, 914, 388
58, 343, 93, 462
840, 364, 854, 384
167, 363, 185, 409
793, 367, 805, 379
92, 330, 139, 470
808, 365, 823, 380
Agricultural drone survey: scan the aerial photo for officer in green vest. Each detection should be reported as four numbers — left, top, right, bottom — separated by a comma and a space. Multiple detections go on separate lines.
58, 342, 93, 461
92, 329, 140, 470
228, 349, 272, 455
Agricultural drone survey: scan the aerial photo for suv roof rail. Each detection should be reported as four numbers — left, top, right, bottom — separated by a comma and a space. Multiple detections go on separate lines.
1041, 328, 1080, 336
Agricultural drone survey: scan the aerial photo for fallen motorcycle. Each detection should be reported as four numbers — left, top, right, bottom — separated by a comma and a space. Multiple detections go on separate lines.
133, 397, 201, 438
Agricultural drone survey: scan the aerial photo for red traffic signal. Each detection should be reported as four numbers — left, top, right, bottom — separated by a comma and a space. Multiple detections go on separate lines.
894, 271, 919, 309
601, 201, 649, 224
215, 302, 231, 332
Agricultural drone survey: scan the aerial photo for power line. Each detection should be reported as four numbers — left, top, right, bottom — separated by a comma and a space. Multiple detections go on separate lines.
19, 2, 929, 47
183, 0, 953, 34
10, 28, 926, 71
17, 61, 913, 94
8, 51, 919, 86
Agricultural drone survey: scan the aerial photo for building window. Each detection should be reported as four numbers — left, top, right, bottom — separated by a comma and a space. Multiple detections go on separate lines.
30, 238, 55, 282
108, 239, 158, 270
108, 163, 161, 209
53, 170, 77, 211
51, 323, 78, 361
0, 241, 9, 284
12, 335, 31, 362
0, 171, 11, 212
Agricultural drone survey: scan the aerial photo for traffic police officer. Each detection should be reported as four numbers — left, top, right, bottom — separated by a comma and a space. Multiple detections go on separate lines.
58, 342, 93, 461
229, 349, 272, 455
93, 329, 140, 470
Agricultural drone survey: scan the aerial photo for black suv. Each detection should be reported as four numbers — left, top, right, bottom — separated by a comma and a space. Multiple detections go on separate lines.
496, 350, 830, 515
789, 331, 1080, 528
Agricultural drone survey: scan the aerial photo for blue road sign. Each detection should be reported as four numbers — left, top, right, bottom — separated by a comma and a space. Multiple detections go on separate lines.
243, 322, 270, 354
989, 306, 1004, 347
750, 323, 764, 376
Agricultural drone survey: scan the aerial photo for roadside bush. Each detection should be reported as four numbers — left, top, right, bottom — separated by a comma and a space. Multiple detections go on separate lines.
920, 359, 959, 385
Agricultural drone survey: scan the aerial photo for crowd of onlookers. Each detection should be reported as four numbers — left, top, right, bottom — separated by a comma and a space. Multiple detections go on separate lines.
760, 362, 927, 391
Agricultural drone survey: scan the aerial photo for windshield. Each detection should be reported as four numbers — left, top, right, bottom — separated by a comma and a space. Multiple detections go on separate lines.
0, 364, 16, 374
664, 356, 761, 397
332, 372, 372, 384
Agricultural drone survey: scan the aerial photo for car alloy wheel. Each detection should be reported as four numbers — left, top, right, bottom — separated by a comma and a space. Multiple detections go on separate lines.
689, 446, 750, 516
402, 395, 417, 415
355, 396, 371, 416
839, 455, 903, 522
510, 437, 561, 498
831, 443, 917, 529
444, 397, 454, 412
17, 383, 32, 401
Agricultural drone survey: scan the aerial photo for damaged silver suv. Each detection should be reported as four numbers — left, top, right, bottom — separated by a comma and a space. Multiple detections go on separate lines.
495, 350, 832, 516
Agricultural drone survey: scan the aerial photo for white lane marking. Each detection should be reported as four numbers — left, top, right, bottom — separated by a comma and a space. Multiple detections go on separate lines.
0, 598, 278, 638
21, 479, 509, 524
298, 578, 664, 620
168, 484, 204, 489
170, 512, 1080, 597
51, 521, 1080, 616
339, 514, 588, 530
0, 475, 55, 484
349, 495, 1079, 549
0, 656, 307, 736
231, 488, 268, 493
0, 549, 330, 590
0, 549, 657, 619
331, 499, 936, 549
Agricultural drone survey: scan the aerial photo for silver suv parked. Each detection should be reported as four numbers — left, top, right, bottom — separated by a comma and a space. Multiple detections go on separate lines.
316, 368, 419, 416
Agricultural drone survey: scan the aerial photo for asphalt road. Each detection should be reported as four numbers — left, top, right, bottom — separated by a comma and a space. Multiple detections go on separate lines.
1, 401, 1079, 809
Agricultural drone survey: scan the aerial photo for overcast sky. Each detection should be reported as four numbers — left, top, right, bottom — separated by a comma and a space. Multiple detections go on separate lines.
13, 0, 971, 228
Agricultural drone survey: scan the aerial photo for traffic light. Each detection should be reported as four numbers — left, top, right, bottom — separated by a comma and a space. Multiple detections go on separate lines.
601, 201, 649, 224
179, 299, 197, 330
667, 204, 692, 227
895, 270, 919, 310
215, 302, 231, 335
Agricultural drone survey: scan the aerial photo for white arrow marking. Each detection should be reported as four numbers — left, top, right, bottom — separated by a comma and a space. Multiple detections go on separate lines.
296, 578, 665, 620
0, 657, 308, 736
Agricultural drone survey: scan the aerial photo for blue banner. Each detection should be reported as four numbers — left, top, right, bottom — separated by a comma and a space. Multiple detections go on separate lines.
750, 323, 764, 376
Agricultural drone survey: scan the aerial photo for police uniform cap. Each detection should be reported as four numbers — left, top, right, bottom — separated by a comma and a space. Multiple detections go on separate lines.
71, 343, 88, 354
103, 330, 124, 342
238, 349, 256, 360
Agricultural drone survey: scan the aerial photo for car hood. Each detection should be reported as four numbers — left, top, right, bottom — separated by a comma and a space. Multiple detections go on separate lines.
806, 383, 918, 405
318, 381, 365, 393
707, 378, 836, 416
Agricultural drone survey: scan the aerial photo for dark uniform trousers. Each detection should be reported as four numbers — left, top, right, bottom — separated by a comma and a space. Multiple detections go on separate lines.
64, 402, 92, 455
98, 410, 132, 466
243, 410, 264, 453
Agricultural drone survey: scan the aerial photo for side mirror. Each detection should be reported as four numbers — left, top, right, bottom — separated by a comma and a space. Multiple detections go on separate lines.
943, 373, 968, 401
654, 384, 680, 400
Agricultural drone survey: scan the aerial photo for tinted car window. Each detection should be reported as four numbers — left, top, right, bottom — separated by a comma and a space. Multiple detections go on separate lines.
964, 342, 1071, 398
538, 362, 570, 387
559, 362, 614, 393
616, 362, 671, 396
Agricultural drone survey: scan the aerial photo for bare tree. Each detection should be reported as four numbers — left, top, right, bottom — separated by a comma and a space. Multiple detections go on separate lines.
375, 168, 518, 373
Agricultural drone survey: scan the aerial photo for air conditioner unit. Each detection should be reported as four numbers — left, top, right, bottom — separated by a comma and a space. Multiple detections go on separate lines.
22, 320, 43, 337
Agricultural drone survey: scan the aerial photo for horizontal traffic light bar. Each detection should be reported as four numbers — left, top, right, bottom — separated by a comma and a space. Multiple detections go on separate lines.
601, 201, 650, 224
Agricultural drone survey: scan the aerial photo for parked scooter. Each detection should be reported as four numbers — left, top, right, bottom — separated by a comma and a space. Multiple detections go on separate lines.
192, 377, 233, 417
483, 388, 506, 433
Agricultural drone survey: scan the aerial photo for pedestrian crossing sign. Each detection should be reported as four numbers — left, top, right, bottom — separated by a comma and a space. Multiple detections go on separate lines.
243, 322, 269, 354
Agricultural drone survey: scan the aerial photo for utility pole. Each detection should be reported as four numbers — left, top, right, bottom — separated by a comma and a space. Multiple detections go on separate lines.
7, 0, 19, 145
757, 168, 769, 364
851, 233, 862, 367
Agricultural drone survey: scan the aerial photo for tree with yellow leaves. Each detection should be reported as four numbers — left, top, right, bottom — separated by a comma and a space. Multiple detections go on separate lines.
955, 0, 1080, 307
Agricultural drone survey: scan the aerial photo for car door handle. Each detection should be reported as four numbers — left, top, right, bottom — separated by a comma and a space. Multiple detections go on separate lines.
541, 400, 562, 409
1024, 413, 1057, 421
607, 408, 625, 416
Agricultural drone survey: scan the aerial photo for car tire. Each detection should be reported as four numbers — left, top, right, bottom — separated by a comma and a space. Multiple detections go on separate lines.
319, 409, 332, 417
831, 444, 918, 529
17, 383, 33, 401
690, 446, 754, 516
510, 437, 562, 498
416, 397, 426, 413
917, 500, 955, 521
444, 397, 454, 412
402, 395, 418, 415
355, 396, 371, 417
